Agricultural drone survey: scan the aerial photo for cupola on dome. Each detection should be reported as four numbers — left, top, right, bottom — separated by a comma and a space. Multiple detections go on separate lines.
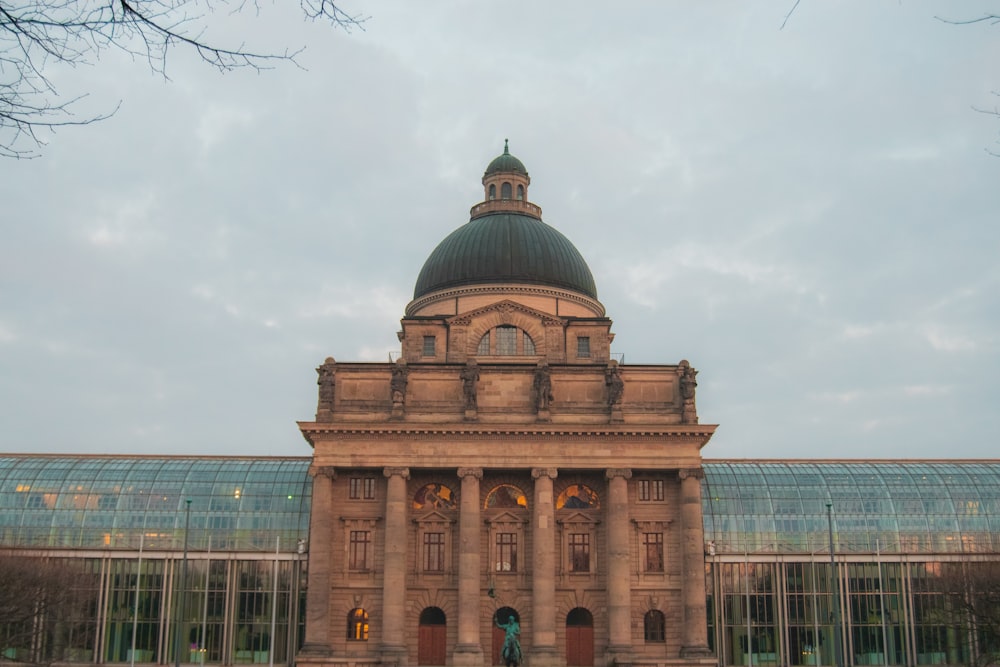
413, 142, 597, 300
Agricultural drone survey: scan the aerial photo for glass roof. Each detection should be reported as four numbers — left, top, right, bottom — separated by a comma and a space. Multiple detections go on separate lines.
0, 456, 312, 551
702, 461, 1000, 555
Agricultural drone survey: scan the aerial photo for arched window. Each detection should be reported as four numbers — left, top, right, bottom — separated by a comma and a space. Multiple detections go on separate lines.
477, 327, 536, 356
485, 484, 528, 509
644, 610, 666, 642
348, 608, 369, 641
413, 483, 457, 510
501, 182, 512, 199
489, 184, 496, 200
516, 184, 524, 200
556, 484, 600, 509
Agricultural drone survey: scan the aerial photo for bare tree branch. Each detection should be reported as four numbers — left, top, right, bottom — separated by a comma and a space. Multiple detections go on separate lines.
0, 0, 366, 157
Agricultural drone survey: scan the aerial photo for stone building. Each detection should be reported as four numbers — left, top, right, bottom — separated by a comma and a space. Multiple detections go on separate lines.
297, 143, 718, 667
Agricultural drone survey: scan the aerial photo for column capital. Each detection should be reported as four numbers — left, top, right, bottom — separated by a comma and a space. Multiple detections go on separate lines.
606, 468, 632, 481
308, 465, 336, 479
678, 467, 704, 481
531, 467, 558, 480
384, 467, 411, 480
457, 467, 483, 480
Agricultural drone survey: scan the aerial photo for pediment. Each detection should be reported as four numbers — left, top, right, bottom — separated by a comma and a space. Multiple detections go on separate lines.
556, 510, 600, 526
485, 509, 528, 525
414, 510, 455, 525
449, 300, 564, 327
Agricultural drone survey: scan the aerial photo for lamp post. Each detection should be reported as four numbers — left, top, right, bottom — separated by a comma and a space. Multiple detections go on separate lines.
826, 502, 843, 667
174, 499, 192, 667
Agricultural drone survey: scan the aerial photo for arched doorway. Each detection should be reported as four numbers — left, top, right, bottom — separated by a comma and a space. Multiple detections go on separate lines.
418, 607, 447, 665
566, 608, 594, 667
492, 607, 520, 666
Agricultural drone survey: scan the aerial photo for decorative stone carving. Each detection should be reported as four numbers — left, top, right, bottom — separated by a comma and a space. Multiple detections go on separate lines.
532, 362, 553, 413
307, 465, 336, 479
315, 357, 336, 421
531, 468, 558, 480
461, 360, 480, 411
605, 364, 624, 406
448, 299, 564, 328
390, 360, 409, 419
679, 359, 699, 424
383, 467, 411, 480
678, 467, 705, 481
457, 467, 483, 480
605, 468, 632, 481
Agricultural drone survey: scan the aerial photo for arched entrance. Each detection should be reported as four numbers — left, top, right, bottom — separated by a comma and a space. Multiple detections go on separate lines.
492, 607, 520, 666
418, 607, 447, 666
566, 608, 594, 667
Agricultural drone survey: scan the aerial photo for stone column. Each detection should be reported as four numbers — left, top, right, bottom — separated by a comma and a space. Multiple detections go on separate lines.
678, 468, 712, 658
299, 466, 335, 657
454, 468, 484, 666
381, 467, 410, 664
606, 469, 633, 662
531, 468, 560, 667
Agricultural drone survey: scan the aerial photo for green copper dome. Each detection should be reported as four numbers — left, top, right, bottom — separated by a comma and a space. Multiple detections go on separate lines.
485, 139, 528, 176
413, 212, 598, 299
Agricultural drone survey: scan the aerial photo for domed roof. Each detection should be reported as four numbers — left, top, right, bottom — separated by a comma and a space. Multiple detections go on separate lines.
485, 139, 527, 176
413, 212, 598, 299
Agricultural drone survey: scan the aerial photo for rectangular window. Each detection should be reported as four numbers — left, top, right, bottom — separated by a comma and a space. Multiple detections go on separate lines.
639, 479, 664, 501
423, 532, 445, 572
422, 335, 436, 357
644, 532, 664, 572
349, 478, 376, 500
576, 336, 591, 358
349, 531, 371, 571
569, 533, 590, 572
496, 533, 518, 572
497, 326, 517, 355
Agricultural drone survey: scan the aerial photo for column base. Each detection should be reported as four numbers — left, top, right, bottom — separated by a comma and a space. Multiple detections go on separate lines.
526, 647, 564, 667
452, 645, 484, 667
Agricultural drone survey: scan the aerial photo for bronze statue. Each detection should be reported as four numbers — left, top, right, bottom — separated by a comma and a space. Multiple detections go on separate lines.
460, 360, 479, 410
532, 362, 553, 411
496, 614, 521, 667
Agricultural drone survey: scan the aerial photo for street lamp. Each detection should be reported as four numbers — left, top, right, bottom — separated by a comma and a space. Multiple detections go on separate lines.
826, 502, 843, 667
174, 499, 192, 667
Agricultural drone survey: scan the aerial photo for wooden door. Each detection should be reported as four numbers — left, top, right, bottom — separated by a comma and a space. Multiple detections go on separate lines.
566, 608, 594, 667
418, 625, 446, 665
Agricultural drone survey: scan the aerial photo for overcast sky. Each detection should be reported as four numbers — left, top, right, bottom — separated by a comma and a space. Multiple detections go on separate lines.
1, 2, 998, 460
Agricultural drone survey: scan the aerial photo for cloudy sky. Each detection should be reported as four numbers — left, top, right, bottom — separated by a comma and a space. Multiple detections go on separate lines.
2, 1, 998, 460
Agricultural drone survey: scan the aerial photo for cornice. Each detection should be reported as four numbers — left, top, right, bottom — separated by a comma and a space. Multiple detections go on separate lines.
298, 422, 717, 440
405, 283, 605, 317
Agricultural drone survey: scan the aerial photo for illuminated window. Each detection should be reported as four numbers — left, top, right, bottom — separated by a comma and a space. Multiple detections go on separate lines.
347, 608, 369, 641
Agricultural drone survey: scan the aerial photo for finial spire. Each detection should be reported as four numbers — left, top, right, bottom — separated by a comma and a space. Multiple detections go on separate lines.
503, 138, 509, 154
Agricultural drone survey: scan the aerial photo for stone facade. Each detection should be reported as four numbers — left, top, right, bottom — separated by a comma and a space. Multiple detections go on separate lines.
297, 145, 717, 667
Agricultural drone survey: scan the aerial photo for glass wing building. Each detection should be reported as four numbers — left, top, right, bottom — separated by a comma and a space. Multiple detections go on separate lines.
1, 456, 998, 667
